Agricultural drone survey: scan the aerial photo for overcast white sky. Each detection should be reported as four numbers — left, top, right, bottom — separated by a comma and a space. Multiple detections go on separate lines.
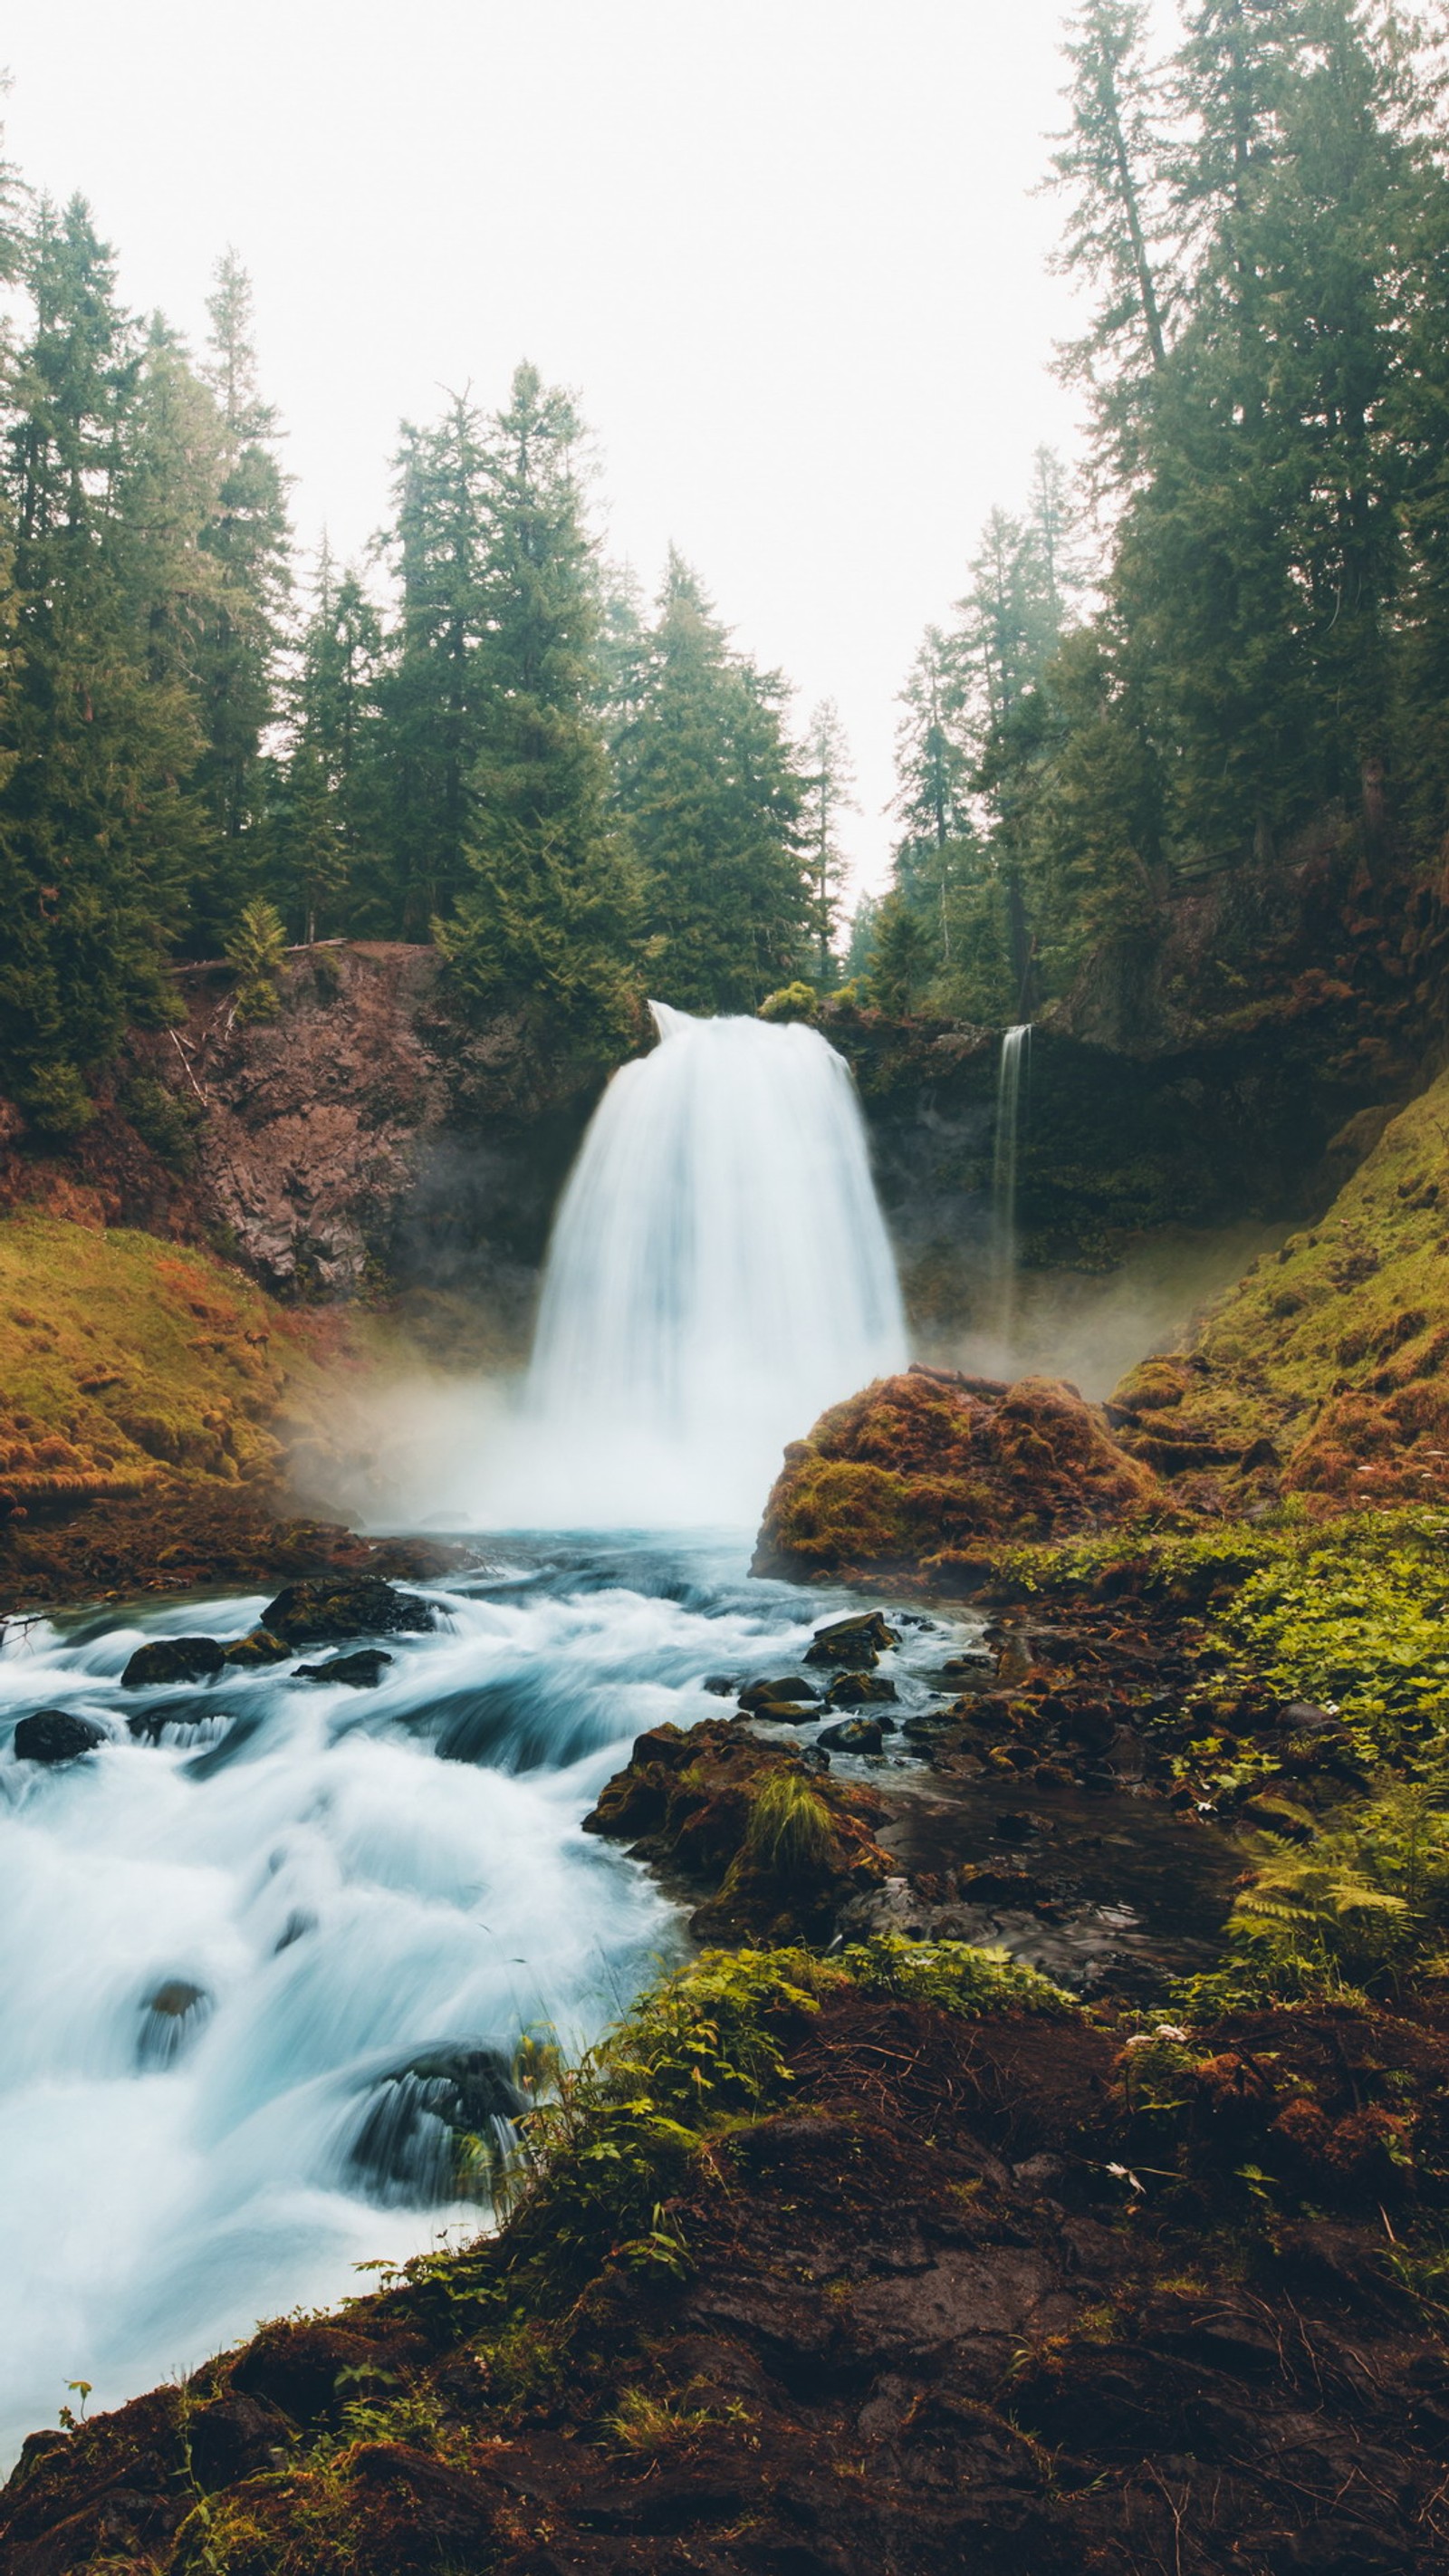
4, 0, 1109, 897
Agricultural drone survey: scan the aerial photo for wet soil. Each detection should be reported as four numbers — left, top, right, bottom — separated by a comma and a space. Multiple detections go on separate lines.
0, 1487, 477, 1619
871, 1770, 1243, 1995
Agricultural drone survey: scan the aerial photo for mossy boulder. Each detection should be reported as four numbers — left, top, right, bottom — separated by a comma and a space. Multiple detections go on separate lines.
754, 1364, 1165, 1583
261, 1576, 435, 1648
582, 1716, 893, 1943
120, 1635, 226, 1688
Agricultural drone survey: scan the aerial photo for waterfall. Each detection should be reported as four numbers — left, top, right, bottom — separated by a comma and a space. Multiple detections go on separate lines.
990, 1022, 1032, 1339
508, 1004, 907, 1525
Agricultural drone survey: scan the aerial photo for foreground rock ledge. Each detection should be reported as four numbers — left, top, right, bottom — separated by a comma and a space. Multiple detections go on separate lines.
753, 1364, 1165, 1586
6, 1949, 1449, 2576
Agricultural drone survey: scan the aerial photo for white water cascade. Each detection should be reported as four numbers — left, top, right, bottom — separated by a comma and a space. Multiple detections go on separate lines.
504, 1004, 907, 1525
990, 1022, 1032, 1340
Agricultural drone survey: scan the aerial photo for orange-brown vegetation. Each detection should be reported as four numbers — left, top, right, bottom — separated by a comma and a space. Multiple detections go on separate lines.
753, 1365, 1166, 1584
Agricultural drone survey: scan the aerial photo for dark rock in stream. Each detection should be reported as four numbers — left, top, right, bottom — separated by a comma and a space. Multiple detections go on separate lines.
817, 1715, 895, 1754
137, 1980, 212, 2069
823, 1670, 898, 1708
295, 1648, 394, 1687
223, 1628, 290, 1667
120, 1636, 225, 1689
261, 1577, 435, 1649
348, 2045, 526, 2206
14, 1709, 109, 1764
802, 1609, 899, 1667
738, 1677, 818, 1711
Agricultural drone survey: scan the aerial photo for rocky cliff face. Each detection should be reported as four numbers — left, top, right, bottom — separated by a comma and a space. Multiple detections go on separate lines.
0, 902, 1420, 1356
2, 944, 609, 1333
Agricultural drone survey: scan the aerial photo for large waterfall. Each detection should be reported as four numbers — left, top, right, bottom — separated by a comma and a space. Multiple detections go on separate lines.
504, 1004, 907, 1524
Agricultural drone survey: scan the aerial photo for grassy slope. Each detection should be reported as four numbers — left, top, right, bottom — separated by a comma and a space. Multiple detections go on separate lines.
1108, 1062, 1449, 1505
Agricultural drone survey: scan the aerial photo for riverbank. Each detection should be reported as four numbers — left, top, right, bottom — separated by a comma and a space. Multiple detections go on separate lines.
9, 1514, 1449, 2570
8, 1937, 1449, 2574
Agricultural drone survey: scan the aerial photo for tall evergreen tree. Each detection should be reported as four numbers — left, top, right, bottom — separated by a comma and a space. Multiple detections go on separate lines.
278, 540, 386, 937
0, 198, 201, 1130
374, 393, 490, 935
193, 252, 290, 933
1050, 0, 1172, 472
616, 553, 811, 1014
436, 363, 640, 1052
800, 697, 856, 977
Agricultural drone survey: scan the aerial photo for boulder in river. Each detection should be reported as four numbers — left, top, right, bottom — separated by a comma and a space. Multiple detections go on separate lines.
817, 1715, 894, 1754
137, 1978, 212, 2069
803, 1610, 899, 1667
348, 2044, 526, 2206
224, 1629, 291, 1667
823, 1670, 898, 1708
738, 1677, 818, 1710
295, 1648, 393, 1687
120, 1635, 226, 1689
261, 1577, 435, 1648
14, 1709, 109, 1764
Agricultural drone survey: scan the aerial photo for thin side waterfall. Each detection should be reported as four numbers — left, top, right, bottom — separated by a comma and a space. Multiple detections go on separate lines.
990, 1022, 1032, 1340
511, 1003, 907, 1524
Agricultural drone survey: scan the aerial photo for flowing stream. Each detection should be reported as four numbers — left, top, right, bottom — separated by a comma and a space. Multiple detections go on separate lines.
0, 1547, 965, 2463
0, 1008, 919, 2463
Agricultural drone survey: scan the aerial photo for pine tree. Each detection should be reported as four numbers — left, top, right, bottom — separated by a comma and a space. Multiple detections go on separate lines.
1050, 0, 1172, 471
800, 697, 856, 978
0, 197, 201, 1130
374, 393, 490, 935
436, 363, 641, 1053
194, 252, 290, 933
617, 553, 811, 1014
279, 540, 386, 936
890, 626, 973, 891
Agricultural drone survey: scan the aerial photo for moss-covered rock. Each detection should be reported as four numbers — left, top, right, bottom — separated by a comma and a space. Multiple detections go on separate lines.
754, 1364, 1166, 1583
582, 1716, 894, 1944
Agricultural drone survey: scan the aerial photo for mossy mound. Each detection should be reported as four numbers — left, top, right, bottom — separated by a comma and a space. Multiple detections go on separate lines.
0, 1214, 342, 1511
1108, 1063, 1449, 1509
753, 1364, 1166, 1584
0, 1213, 420, 1607
583, 1716, 896, 1944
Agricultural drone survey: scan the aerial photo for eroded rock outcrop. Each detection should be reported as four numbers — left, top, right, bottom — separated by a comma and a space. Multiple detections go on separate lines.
753, 1363, 1166, 1585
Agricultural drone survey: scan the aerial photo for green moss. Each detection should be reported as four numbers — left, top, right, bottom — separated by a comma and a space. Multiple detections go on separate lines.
0, 1213, 359, 1505
840, 1934, 1078, 2020
1109, 1064, 1449, 1502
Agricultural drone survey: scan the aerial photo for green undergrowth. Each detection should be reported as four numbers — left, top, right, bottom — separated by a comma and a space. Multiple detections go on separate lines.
994, 1508, 1449, 2007
999, 1505, 1449, 1753
379, 1940, 1075, 2343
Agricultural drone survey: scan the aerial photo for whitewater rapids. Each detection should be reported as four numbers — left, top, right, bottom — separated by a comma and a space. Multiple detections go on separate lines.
0, 1543, 911, 2463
